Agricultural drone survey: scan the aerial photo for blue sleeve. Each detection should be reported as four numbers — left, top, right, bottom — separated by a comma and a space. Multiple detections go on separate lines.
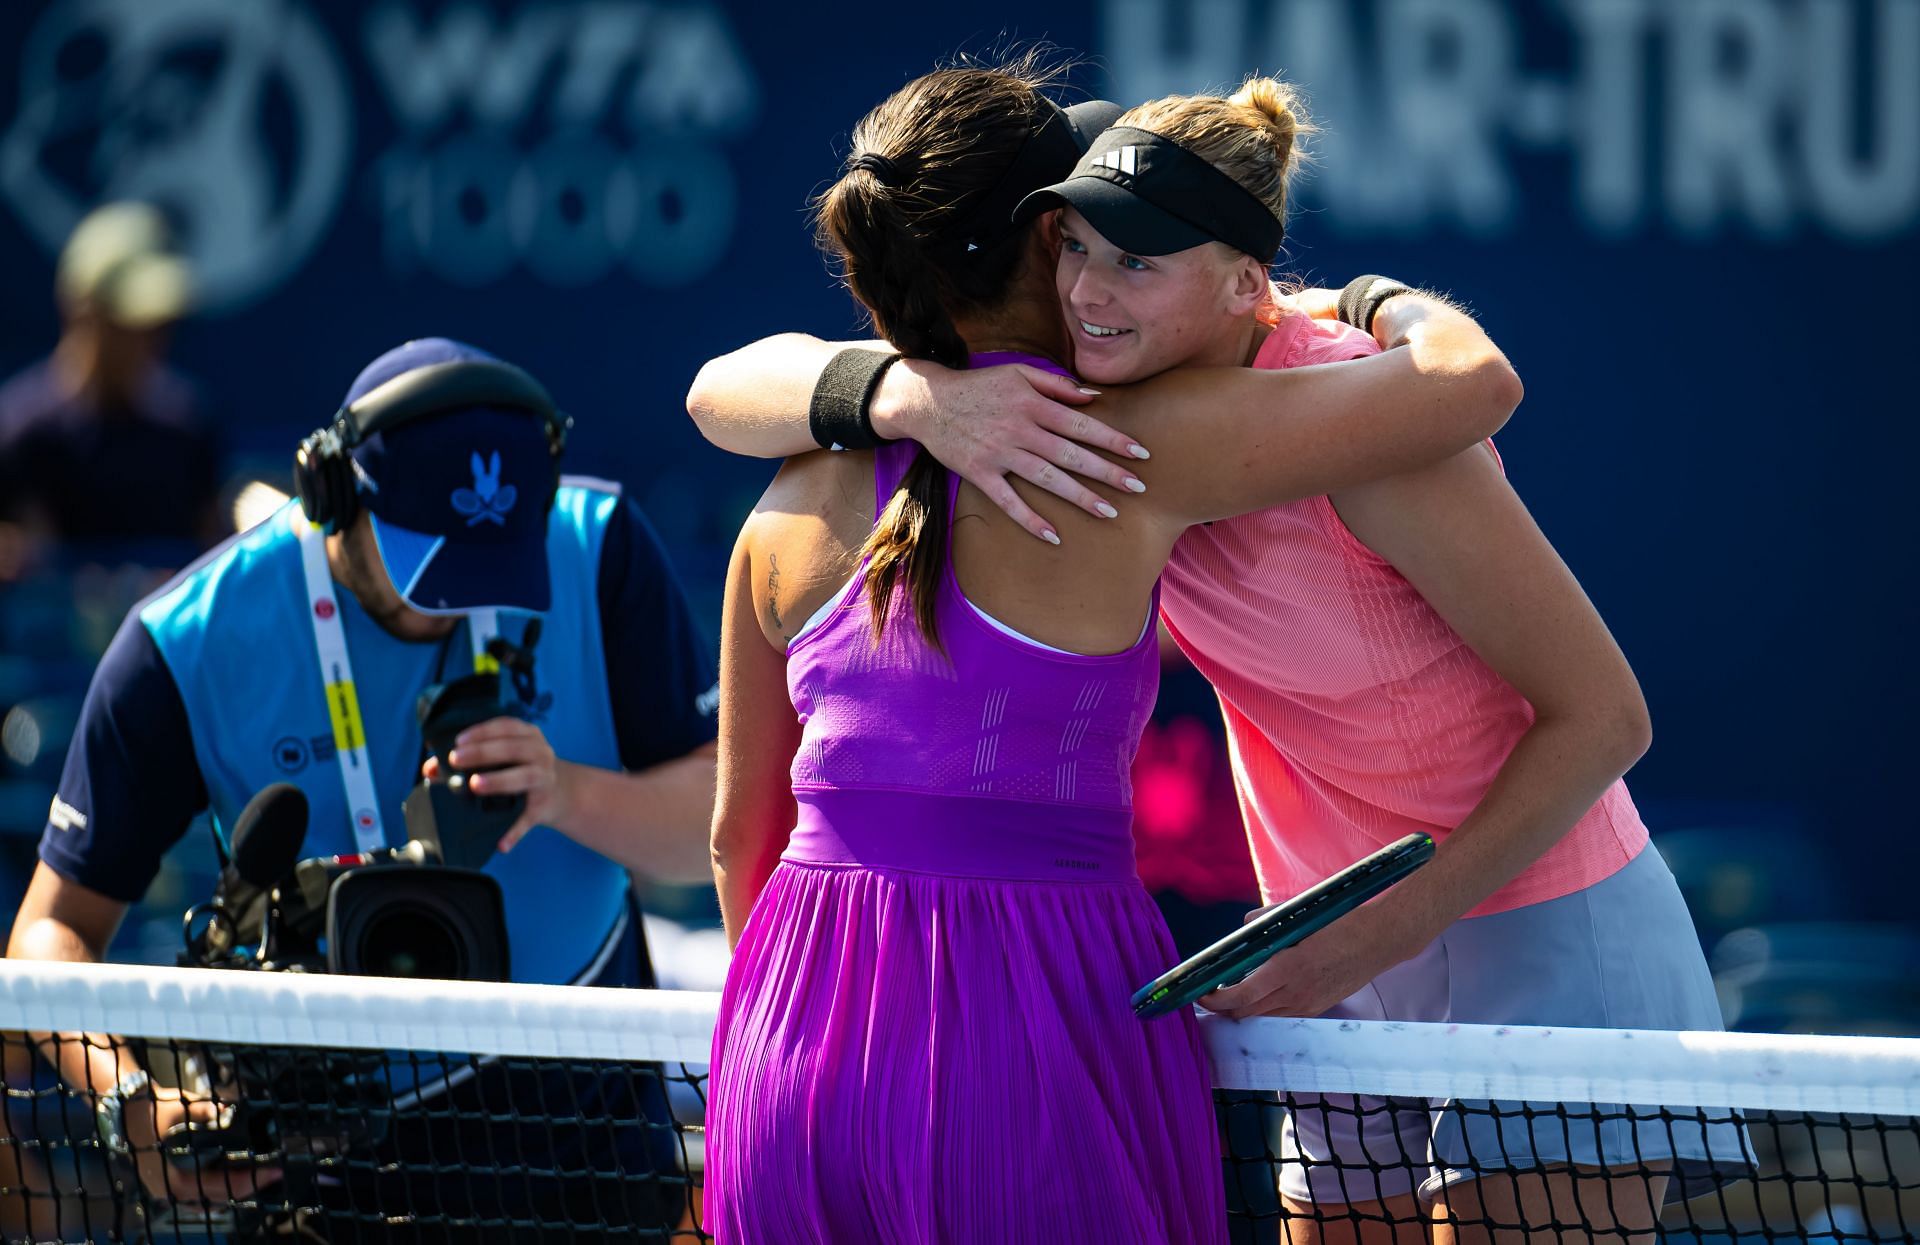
38, 615, 209, 903
597, 495, 719, 770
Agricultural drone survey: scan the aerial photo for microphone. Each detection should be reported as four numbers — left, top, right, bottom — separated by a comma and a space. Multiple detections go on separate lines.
202, 785, 309, 958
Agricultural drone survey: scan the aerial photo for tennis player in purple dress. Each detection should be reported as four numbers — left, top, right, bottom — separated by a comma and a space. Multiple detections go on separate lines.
707, 421, 1223, 1242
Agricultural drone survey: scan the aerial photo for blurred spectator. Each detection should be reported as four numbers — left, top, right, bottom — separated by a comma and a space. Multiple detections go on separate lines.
0, 203, 219, 575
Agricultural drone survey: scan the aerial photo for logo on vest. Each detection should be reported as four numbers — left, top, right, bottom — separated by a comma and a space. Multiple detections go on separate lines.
314, 598, 336, 620
451, 451, 517, 527
271, 736, 310, 774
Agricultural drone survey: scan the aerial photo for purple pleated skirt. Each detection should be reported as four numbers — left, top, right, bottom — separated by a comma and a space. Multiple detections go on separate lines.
705, 857, 1227, 1244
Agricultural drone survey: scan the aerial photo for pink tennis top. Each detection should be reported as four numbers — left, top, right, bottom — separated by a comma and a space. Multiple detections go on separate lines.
1159, 313, 1649, 917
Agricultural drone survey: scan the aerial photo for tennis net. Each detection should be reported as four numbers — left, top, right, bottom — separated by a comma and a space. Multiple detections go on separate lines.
0, 962, 710, 1243
1, 961, 1917, 1242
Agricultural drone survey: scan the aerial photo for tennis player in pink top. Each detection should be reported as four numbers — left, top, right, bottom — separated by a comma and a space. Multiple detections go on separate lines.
1009, 78, 1753, 1242
693, 70, 1748, 1245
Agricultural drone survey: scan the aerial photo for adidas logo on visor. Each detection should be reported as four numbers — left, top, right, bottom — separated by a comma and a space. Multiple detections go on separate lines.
1094, 146, 1143, 176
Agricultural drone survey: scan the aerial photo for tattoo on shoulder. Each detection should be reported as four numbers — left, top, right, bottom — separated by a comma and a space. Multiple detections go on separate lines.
766, 553, 788, 640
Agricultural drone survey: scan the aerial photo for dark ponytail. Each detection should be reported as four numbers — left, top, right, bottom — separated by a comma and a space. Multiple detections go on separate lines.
813, 59, 1060, 649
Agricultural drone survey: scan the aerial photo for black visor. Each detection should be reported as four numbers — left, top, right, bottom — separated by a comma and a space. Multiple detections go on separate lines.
1012, 126, 1285, 261
941, 98, 1125, 254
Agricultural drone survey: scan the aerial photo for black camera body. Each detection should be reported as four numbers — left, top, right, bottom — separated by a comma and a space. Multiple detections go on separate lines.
255, 842, 511, 983
169, 847, 502, 1178
183, 625, 546, 982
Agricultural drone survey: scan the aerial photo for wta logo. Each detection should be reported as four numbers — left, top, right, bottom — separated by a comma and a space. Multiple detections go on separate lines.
0, 0, 352, 311
0, 0, 761, 307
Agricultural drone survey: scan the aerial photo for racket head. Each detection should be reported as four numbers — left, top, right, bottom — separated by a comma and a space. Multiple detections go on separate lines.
1130, 833, 1435, 1019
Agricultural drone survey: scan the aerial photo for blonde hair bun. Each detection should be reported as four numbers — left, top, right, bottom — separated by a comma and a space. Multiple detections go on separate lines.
1228, 76, 1307, 157
1113, 73, 1315, 234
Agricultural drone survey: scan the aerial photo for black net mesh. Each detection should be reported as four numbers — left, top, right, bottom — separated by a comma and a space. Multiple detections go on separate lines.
4, 975, 1918, 1244
0, 1033, 707, 1243
1220, 1091, 1920, 1244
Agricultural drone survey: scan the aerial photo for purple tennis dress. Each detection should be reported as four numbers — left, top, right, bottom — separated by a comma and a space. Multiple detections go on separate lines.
706, 417, 1226, 1242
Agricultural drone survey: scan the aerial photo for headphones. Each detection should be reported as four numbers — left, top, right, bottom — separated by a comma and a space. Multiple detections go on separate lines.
293, 359, 572, 535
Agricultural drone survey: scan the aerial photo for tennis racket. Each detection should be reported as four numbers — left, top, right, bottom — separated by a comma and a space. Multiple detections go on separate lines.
1131, 832, 1435, 1019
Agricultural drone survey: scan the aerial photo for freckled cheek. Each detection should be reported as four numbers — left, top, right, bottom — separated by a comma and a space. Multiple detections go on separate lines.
1139, 306, 1204, 370
1144, 299, 1189, 345
1165, 283, 1219, 343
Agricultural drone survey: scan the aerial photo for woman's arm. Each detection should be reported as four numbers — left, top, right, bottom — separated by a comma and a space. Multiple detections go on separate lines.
1203, 447, 1650, 1019
686, 289, 1520, 542
710, 524, 804, 949
1122, 293, 1525, 529
686, 335, 1147, 540
687, 335, 876, 457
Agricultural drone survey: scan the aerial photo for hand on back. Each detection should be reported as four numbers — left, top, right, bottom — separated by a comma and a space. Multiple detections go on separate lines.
878, 360, 1149, 544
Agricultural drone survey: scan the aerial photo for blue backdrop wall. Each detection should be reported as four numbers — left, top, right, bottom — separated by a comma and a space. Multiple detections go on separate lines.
1, 0, 1914, 912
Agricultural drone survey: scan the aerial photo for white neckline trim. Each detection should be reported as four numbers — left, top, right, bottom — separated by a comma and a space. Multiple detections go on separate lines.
785, 568, 1133, 657
966, 598, 1075, 653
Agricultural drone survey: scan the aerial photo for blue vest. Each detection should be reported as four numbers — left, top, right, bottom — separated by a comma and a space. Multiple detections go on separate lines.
141, 483, 630, 986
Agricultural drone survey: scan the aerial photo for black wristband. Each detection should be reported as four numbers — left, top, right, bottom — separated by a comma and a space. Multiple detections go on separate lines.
808, 349, 901, 452
1336, 275, 1417, 335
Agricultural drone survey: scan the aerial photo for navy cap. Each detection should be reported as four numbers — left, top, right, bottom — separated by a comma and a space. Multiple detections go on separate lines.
940, 97, 1125, 254
345, 339, 557, 615
1059, 100, 1125, 153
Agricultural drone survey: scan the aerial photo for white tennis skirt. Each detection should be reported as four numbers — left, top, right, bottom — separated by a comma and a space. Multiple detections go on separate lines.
1278, 843, 1755, 1204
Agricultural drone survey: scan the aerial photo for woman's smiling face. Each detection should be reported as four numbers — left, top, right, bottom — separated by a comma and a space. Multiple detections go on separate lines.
1054, 207, 1265, 385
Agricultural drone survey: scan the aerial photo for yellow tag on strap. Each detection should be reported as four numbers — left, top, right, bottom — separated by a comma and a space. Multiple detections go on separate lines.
326, 679, 366, 753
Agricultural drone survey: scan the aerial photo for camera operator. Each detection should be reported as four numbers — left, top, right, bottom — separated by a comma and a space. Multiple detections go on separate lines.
4, 338, 718, 1230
